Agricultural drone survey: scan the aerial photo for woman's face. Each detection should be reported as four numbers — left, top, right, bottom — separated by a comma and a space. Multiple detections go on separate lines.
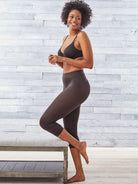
67, 9, 82, 30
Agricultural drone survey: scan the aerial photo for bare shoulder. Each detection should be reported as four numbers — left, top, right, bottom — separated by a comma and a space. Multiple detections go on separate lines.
78, 31, 89, 40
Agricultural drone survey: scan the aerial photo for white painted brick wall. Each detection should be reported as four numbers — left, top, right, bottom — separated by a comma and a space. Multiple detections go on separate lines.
0, 0, 138, 146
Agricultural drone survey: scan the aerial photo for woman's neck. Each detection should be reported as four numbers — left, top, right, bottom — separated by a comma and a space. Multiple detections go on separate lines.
69, 29, 79, 37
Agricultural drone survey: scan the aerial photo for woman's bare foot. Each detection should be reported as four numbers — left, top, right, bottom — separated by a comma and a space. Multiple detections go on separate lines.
79, 141, 89, 164
67, 174, 85, 183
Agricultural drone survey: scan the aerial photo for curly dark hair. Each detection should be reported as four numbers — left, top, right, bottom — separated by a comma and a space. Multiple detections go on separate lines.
61, 0, 92, 29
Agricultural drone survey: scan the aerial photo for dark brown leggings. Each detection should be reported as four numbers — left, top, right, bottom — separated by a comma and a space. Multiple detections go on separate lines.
40, 70, 90, 148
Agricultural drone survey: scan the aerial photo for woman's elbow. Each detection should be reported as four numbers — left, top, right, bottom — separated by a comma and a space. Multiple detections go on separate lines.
89, 65, 93, 69
86, 60, 93, 69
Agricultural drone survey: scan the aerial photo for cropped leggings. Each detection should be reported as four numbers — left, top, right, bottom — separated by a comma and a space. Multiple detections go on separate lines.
40, 70, 90, 148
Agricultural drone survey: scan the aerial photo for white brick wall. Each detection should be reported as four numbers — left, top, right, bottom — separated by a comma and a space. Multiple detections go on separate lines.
0, 0, 138, 146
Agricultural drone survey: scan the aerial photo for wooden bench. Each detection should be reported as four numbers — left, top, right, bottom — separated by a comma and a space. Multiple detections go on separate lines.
0, 133, 68, 184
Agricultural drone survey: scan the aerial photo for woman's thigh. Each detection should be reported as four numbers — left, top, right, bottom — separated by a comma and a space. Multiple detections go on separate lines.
41, 85, 83, 123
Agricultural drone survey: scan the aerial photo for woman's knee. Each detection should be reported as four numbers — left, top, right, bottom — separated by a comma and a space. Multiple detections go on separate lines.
39, 116, 44, 128
39, 116, 50, 130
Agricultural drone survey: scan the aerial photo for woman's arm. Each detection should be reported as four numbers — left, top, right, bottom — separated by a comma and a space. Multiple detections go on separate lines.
62, 31, 93, 69
49, 36, 68, 69
56, 62, 63, 68
50, 31, 93, 69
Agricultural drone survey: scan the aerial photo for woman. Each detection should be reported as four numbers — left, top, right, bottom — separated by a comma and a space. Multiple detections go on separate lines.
40, 0, 93, 183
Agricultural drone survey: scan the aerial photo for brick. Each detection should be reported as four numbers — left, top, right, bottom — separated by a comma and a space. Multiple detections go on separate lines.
0, 72, 42, 79
0, 13, 35, 20
94, 107, 121, 114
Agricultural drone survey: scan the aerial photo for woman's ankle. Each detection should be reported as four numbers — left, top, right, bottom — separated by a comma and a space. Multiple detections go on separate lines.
76, 170, 85, 176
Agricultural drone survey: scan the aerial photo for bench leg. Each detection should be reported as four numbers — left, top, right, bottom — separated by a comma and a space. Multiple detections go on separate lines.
63, 147, 68, 184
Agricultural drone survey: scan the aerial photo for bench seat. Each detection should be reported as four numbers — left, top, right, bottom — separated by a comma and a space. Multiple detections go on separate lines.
0, 133, 68, 184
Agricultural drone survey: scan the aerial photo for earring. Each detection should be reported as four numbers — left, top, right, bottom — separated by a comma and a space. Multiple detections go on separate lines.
79, 25, 83, 30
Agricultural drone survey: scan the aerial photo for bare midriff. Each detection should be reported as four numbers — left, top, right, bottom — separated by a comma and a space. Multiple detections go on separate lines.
63, 62, 82, 74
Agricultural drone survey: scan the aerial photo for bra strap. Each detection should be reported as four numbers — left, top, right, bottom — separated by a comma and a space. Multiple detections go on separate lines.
73, 34, 78, 42
61, 35, 68, 47
63, 35, 68, 43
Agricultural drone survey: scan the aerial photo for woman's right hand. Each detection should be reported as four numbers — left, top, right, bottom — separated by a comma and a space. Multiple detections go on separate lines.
48, 54, 56, 65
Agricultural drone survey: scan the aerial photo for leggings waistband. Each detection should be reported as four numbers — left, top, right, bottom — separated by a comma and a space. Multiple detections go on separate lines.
63, 70, 88, 82
63, 70, 83, 76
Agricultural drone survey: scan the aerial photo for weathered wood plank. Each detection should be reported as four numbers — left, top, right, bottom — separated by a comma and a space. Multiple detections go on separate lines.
23, 161, 36, 172
0, 161, 63, 173
0, 162, 7, 170
0, 161, 64, 179
1, 162, 16, 172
